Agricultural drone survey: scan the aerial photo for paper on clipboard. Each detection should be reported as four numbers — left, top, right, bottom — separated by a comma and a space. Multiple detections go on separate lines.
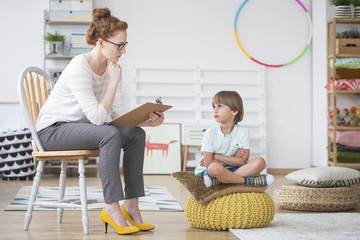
107, 102, 172, 127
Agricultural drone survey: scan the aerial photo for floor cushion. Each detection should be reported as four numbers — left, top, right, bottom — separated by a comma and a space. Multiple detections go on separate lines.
185, 192, 275, 230
0, 129, 35, 180
285, 167, 360, 188
274, 183, 359, 212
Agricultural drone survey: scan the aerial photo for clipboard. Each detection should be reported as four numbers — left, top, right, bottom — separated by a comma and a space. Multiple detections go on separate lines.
107, 102, 172, 127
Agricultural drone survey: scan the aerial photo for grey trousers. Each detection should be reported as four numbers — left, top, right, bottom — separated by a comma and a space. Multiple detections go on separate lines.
38, 122, 146, 203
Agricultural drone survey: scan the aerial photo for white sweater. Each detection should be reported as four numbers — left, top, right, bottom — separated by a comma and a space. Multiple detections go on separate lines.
36, 54, 126, 131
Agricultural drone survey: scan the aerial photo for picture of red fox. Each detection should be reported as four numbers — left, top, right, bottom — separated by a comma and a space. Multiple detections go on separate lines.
145, 137, 178, 156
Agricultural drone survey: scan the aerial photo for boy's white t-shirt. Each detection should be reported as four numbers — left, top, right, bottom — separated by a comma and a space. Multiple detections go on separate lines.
194, 123, 250, 176
36, 54, 126, 132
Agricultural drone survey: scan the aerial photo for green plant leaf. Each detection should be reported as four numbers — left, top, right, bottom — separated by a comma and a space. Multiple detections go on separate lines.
350, 0, 360, 6
328, 0, 351, 6
336, 28, 360, 39
44, 31, 66, 42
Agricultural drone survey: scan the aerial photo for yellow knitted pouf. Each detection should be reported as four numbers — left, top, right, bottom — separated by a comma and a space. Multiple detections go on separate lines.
185, 192, 275, 230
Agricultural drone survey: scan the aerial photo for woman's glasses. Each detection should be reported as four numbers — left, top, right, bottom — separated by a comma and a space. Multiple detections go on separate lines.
103, 39, 128, 51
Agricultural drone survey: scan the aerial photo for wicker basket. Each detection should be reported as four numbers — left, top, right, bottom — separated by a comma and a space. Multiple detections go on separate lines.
274, 183, 359, 212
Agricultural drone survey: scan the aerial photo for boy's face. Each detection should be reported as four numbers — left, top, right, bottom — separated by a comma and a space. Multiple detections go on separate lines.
212, 103, 238, 124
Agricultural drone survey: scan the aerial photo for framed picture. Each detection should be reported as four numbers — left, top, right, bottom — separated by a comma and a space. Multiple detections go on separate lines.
142, 123, 181, 174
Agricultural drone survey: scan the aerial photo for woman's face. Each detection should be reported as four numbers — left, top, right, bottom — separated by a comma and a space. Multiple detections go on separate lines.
102, 30, 127, 63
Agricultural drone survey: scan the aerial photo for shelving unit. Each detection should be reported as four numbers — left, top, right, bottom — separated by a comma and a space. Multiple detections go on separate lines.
43, 1, 92, 81
42, 1, 98, 174
43, 158, 99, 177
327, 18, 360, 167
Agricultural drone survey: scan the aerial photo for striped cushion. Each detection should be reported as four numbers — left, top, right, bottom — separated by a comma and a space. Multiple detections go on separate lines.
285, 167, 360, 188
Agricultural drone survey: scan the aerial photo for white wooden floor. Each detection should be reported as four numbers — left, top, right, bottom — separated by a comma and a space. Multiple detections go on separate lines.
0, 173, 358, 240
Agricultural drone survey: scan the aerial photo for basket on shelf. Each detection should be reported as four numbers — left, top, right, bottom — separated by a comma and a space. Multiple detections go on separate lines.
328, 106, 360, 127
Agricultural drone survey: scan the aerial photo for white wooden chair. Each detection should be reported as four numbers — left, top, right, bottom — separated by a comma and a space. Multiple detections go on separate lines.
18, 67, 100, 234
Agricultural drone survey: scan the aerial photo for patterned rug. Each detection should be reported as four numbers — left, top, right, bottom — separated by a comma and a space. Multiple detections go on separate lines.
6, 186, 183, 211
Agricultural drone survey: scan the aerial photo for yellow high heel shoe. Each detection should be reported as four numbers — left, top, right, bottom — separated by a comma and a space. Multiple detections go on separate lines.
100, 208, 140, 235
120, 205, 155, 231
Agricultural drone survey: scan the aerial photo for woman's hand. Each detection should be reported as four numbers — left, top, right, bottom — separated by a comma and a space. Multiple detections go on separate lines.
100, 62, 122, 114
138, 112, 164, 127
108, 62, 122, 84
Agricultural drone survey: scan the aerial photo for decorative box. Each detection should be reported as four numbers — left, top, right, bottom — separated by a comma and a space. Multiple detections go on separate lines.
336, 39, 360, 55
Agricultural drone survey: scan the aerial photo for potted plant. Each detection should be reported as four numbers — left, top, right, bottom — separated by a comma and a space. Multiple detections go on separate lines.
351, 0, 360, 17
44, 31, 66, 55
329, 0, 351, 18
335, 28, 360, 54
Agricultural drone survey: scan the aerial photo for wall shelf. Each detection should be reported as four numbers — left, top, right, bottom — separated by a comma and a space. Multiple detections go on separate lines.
46, 20, 91, 25
45, 55, 75, 60
43, 6, 92, 82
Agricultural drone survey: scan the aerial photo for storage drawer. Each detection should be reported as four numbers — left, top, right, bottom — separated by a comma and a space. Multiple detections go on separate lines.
50, 0, 92, 12
49, 11, 91, 21
336, 39, 360, 55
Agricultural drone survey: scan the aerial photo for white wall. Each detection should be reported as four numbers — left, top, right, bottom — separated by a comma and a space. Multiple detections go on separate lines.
0, 0, 48, 102
0, 0, 314, 169
0, 0, 48, 130
312, 0, 328, 167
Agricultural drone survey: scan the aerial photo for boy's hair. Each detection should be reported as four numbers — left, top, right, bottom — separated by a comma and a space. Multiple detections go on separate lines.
212, 91, 244, 124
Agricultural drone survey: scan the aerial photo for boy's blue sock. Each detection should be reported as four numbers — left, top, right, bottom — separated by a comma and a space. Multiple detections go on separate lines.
244, 174, 274, 186
202, 170, 221, 187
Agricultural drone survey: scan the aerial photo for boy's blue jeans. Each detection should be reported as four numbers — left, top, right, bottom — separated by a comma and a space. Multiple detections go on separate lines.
202, 166, 240, 178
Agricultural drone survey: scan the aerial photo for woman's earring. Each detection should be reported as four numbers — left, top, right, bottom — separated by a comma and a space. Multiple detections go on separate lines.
97, 39, 103, 47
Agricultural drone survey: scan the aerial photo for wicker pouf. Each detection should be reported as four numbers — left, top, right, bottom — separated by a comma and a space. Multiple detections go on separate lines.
274, 183, 359, 212
185, 192, 275, 230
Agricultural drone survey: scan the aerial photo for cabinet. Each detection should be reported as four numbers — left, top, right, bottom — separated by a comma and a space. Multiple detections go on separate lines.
327, 18, 360, 167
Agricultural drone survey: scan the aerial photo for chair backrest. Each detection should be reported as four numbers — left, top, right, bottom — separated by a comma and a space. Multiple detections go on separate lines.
17, 67, 55, 152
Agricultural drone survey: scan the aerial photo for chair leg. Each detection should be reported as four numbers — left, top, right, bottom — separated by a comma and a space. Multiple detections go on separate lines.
96, 157, 100, 178
78, 159, 89, 234
57, 160, 67, 224
182, 145, 189, 171
24, 160, 44, 231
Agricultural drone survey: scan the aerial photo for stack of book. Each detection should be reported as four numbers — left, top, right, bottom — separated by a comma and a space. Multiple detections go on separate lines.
70, 32, 92, 55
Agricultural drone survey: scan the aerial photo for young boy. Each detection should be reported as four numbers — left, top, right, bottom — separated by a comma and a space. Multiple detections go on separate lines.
195, 91, 274, 187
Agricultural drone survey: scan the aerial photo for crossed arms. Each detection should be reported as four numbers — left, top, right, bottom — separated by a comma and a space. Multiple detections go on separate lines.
200, 148, 250, 168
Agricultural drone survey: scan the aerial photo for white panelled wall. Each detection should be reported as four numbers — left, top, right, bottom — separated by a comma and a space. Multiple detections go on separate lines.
0, 0, 331, 169
131, 65, 267, 168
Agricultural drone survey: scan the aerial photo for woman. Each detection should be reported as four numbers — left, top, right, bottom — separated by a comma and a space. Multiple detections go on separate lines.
36, 7, 162, 235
